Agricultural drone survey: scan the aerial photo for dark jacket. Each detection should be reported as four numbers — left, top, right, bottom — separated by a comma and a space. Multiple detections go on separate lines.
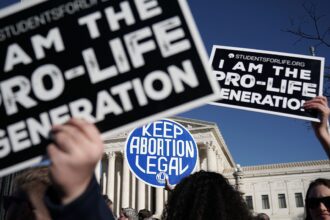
44, 177, 115, 220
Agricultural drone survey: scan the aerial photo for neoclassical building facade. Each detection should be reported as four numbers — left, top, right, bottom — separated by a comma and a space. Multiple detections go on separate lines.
224, 160, 330, 220
97, 117, 330, 219
0, 117, 329, 220
98, 117, 236, 218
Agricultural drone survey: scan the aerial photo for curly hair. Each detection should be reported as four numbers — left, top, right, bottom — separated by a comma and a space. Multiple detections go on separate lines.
162, 171, 253, 220
14, 166, 50, 192
305, 178, 330, 220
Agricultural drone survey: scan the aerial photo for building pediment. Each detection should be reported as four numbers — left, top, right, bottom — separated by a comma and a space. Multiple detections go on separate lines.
102, 116, 236, 170
169, 116, 217, 130
102, 116, 218, 142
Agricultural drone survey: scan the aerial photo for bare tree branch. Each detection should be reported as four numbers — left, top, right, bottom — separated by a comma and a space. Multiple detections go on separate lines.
283, 2, 330, 48
283, 1, 330, 98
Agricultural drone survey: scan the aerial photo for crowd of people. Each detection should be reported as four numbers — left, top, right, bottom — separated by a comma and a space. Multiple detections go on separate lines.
1, 97, 330, 220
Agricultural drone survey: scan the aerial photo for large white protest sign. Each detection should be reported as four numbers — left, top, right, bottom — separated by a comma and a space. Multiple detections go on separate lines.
210, 45, 324, 121
0, 0, 220, 177
125, 119, 198, 188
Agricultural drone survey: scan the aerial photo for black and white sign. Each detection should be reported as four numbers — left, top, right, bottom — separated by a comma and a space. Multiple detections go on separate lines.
0, 0, 220, 177
210, 45, 324, 121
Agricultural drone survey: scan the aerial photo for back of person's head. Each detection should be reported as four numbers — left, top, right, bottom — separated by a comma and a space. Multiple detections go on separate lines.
138, 208, 152, 220
305, 178, 330, 220
13, 167, 50, 191
5, 167, 51, 220
121, 207, 139, 220
162, 170, 252, 220
255, 213, 270, 220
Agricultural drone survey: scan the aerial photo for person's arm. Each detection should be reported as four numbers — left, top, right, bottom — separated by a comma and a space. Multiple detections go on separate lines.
44, 176, 114, 220
304, 96, 330, 159
44, 118, 115, 220
164, 177, 174, 192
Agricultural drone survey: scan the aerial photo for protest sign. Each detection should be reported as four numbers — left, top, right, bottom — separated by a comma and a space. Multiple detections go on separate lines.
125, 119, 198, 188
0, 0, 220, 177
210, 45, 324, 121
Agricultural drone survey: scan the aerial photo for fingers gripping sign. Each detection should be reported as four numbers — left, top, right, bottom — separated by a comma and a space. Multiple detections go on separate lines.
304, 96, 330, 128
47, 118, 104, 204
304, 96, 330, 159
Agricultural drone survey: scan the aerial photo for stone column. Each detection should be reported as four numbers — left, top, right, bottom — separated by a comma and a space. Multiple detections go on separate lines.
206, 142, 217, 172
164, 189, 168, 202
147, 185, 152, 211
137, 180, 146, 210
200, 146, 208, 170
102, 172, 107, 194
269, 181, 274, 215
285, 180, 293, 214
131, 175, 136, 208
122, 152, 130, 208
95, 160, 101, 183
115, 159, 122, 215
155, 188, 164, 217
107, 152, 116, 201
216, 152, 222, 172
195, 146, 201, 172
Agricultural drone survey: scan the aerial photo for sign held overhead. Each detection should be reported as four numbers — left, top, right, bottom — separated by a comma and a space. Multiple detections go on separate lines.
210, 45, 324, 121
0, 0, 220, 177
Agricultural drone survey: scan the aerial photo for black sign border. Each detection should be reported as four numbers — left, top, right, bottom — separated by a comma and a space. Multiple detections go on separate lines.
209, 45, 325, 122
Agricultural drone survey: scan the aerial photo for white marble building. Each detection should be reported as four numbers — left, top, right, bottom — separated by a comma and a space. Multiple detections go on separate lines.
1, 117, 329, 220
224, 160, 330, 220
99, 117, 236, 218
98, 117, 330, 219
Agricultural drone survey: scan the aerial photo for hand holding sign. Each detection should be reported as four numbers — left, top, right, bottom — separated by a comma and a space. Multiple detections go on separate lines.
304, 96, 330, 159
0, 0, 219, 177
210, 45, 324, 122
47, 118, 103, 204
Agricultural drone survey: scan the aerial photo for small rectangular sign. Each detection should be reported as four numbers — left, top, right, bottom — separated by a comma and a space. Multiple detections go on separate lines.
210, 45, 324, 121
0, 0, 220, 177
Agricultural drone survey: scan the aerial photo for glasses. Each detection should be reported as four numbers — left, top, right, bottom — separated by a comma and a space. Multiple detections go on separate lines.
306, 196, 330, 209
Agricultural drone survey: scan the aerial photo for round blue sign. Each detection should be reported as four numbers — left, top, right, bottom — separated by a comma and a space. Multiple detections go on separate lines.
125, 119, 198, 188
